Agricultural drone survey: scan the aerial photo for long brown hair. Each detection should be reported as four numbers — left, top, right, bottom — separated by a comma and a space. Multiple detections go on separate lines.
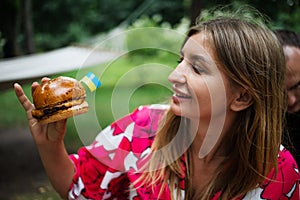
138, 10, 286, 200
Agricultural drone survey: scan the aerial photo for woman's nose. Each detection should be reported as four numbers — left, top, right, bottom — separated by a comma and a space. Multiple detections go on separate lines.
168, 63, 187, 84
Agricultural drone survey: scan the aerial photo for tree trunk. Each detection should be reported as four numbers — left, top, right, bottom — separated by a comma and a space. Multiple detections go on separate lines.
23, 0, 35, 54
0, 0, 21, 58
189, 0, 203, 27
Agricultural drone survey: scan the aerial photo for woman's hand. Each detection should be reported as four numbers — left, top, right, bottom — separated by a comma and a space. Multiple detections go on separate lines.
14, 78, 74, 198
14, 78, 67, 144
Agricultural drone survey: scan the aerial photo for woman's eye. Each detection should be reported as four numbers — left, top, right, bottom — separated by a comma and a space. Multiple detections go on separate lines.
176, 57, 206, 74
192, 64, 206, 74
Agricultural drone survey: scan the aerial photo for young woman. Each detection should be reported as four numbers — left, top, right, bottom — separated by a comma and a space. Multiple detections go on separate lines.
14, 12, 299, 200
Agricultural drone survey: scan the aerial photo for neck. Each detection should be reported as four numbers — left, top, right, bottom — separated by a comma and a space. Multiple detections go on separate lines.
189, 114, 234, 164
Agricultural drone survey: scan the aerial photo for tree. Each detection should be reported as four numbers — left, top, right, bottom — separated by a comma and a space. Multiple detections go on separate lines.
0, 0, 21, 58
22, 0, 35, 54
1, 0, 299, 58
189, 0, 203, 26
188, 0, 232, 26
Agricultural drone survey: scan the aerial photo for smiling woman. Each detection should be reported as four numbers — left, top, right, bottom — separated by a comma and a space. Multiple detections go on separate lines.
143, 14, 299, 199
14, 7, 299, 200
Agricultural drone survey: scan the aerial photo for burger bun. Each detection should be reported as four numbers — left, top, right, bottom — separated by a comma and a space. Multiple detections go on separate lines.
31, 76, 88, 124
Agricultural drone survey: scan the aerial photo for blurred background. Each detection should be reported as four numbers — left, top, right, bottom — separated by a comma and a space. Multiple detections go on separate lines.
0, 0, 299, 199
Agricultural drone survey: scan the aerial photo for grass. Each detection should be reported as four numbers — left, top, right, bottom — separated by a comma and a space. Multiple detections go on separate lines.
0, 51, 177, 150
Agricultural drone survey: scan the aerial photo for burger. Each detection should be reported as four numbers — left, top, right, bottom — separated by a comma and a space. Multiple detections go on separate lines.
31, 76, 88, 124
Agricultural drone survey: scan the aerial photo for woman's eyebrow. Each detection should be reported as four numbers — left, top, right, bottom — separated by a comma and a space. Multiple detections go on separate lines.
180, 50, 210, 63
190, 54, 210, 64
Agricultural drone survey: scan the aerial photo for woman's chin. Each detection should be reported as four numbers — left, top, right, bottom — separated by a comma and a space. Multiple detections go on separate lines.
170, 101, 183, 116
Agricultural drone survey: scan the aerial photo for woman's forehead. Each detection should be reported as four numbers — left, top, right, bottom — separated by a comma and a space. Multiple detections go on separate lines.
182, 33, 213, 54
182, 33, 217, 63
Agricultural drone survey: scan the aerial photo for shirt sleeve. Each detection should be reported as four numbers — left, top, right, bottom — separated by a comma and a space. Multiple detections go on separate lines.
67, 104, 167, 199
69, 147, 131, 199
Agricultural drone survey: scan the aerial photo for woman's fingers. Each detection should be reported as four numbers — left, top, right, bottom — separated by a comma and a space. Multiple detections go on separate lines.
47, 119, 67, 142
14, 83, 38, 126
14, 83, 34, 111
31, 81, 39, 95
42, 77, 50, 84
30, 78, 50, 95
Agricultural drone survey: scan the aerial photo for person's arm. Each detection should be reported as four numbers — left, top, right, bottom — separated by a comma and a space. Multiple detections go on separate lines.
14, 81, 74, 199
36, 139, 74, 199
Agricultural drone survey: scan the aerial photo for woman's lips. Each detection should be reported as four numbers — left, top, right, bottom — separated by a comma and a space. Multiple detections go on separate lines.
172, 87, 192, 99
172, 93, 192, 104
174, 93, 192, 99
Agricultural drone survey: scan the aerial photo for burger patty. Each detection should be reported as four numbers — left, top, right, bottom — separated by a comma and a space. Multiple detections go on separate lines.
32, 98, 85, 120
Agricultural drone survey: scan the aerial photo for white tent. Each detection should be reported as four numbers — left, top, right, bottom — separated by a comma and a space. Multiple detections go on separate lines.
0, 46, 119, 90
0, 46, 119, 82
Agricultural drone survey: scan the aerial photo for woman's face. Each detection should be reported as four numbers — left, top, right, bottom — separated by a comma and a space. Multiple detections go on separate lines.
168, 32, 236, 124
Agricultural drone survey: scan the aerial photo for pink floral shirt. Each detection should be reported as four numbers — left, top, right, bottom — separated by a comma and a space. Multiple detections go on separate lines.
68, 104, 300, 200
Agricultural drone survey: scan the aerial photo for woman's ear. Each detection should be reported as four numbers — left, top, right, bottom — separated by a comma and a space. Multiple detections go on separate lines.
230, 89, 253, 112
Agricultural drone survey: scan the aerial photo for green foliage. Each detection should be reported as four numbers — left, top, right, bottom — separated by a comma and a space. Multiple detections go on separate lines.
2, 0, 299, 55
31, 0, 185, 52
34, 23, 90, 51
276, 6, 300, 33
195, 1, 300, 33
229, 0, 300, 32
125, 15, 189, 57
